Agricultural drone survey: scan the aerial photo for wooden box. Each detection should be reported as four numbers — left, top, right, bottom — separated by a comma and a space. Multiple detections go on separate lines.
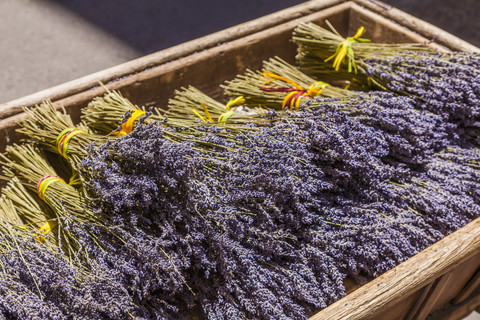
1, 1, 479, 319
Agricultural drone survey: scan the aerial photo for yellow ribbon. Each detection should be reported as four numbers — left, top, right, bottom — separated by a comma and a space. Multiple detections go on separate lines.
261, 71, 330, 110
261, 71, 304, 90
324, 26, 370, 73
218, 110, 235, 124
225, 96, 246, 110
306, 81, 329, 96
37, 175, 65, 201
192, 97, 246, 124
36, 220, 58, 242
281, 81, 329, 110
114, 109, 146, 136
56, 128, 86, 159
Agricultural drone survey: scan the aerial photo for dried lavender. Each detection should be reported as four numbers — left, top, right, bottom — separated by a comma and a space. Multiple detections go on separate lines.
80, 100, 479, 319
0, 196, 144, 320
360, 53, 480, 138
0, 144, 193, 318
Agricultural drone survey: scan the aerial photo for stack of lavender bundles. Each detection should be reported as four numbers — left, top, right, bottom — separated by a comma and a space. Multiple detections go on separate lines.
293, 22, 480, 145
0, 179, 142, 319
81, 90, 480, 319
2, 145, 197, 319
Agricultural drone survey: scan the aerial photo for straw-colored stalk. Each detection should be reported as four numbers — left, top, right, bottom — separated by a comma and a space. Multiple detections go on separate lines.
222, 56, 355, 109
0, 144, 105, 261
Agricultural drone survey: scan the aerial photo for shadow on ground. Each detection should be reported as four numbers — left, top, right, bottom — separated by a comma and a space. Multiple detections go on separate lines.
50, 0, 305, 54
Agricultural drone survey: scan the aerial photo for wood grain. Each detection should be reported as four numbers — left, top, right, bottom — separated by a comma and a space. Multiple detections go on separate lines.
454, 266, 480, 305
308, 218, 480, 320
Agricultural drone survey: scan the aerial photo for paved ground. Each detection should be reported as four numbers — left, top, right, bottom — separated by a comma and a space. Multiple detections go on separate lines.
0, 0, 479, 319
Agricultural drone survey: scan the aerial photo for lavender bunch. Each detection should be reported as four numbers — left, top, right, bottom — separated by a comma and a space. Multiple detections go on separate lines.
81, 107, 465, 318
305, 92, 461, 166
0, 195, 143, 320
82, 122, 347, 319
293, 21, 433, 89
380, 147, 480, 235
293, 22, 480, 141
82, 89, 161, 135
360, 53, 480, 135
17, 101, 112, 176
223, 56, 355, 110
1, 144, 193, 318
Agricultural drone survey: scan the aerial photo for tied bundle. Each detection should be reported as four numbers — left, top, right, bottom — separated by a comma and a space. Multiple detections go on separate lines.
223, 56, 355, 110
294, 21, 480, 144
167, 86, 270, 128
17, 101, 109, 176
0, 144, 105, 261
293, 21, 432, 87
0, 144, 196, 318
81, 101, 480, 319
82, 88, 151, 135
0, 193, 146, 320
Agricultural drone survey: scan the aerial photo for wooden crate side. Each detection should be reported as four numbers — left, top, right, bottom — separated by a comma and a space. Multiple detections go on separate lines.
348, 3, 445, 51
369, 287, 426, 320
308, 218, 480, 320
430, 286, 480, 320
432, 255, 480, 313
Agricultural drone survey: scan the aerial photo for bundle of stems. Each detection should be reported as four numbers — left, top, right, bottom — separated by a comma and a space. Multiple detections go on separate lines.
18, 101, 111, 174
1, 177, 59, 244
83, 87, 266, 141
293, 21, 433, 79
167, 85, 272, 127
0, 144, 106, 261
222, 56, 356, 110
82, 87, 157, 134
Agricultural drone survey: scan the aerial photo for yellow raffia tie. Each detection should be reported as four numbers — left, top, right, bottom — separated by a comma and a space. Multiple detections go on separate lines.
192, 103, 213, 122
261, 71, 304, 90
36, 220, 58, 242
218, 110, 235, 124
56, 128, 86, 160
261, 71, 330, 110
280, 81, 329, 110
219, 96, 245, 124
225, 96, 245, 110
37, 175, 64, 201
35, 174, 79, 241
114, 109, 146, 136
306, 81, 329, 96
324, 26, 370, 73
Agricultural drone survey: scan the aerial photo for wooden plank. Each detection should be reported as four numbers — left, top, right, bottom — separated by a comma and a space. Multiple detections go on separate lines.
369, 287, 424, 320
454, 265, 480, 305
308, 218, 480, 320
431, 253, 480, 310
404, 282, 435, 320
348, 3, 447, 51
430, 286, 480, 320
413, 272, 453, 320
0, 0, 346, 119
